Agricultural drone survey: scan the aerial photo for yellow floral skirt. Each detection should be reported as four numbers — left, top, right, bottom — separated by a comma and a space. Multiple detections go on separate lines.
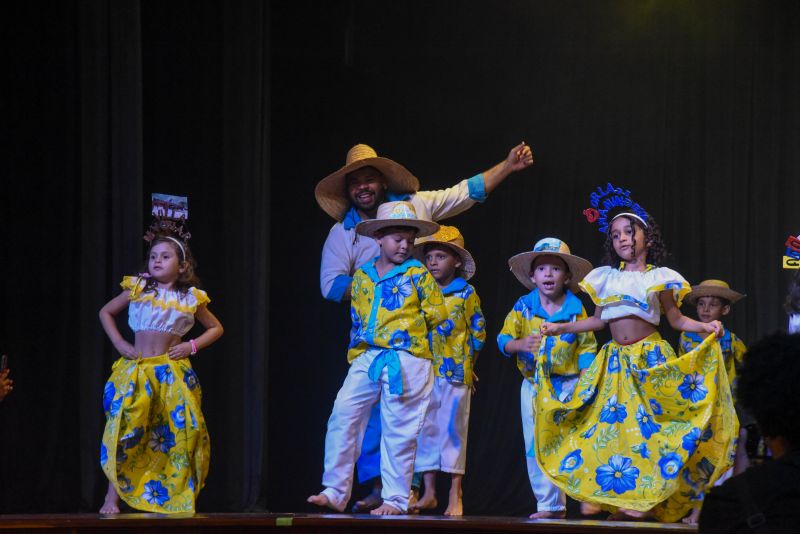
533, 332, 737, 522
101, 355, 210, 513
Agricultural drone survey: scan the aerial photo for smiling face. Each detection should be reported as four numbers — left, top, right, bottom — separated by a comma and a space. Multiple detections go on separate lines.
696, 296, 730, 323
609, 216, 649, 264
376, 227, 418, 265
148, 241, 185, 284
530, 255, 570, 299
346, 166, 387, 217
424, 244, 461, 287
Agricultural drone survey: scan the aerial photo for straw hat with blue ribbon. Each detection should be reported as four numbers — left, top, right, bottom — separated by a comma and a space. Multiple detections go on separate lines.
355, 201, 438, 238
508, 237, 592, 292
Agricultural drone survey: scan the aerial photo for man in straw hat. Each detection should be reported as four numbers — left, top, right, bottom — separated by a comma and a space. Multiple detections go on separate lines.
316, 141, 533, 511
497, 237, 597, 519
308, 201, 448, 515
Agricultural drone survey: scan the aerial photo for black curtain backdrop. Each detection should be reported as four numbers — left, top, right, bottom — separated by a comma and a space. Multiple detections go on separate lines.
2, 0, 799, 517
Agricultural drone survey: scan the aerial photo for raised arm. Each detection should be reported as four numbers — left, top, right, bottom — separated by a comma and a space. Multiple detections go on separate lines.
660, 291, 723, 337
482, 142, 534, 194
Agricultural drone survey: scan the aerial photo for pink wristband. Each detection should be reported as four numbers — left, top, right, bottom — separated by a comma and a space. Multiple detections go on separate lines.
190, 339, 198, 355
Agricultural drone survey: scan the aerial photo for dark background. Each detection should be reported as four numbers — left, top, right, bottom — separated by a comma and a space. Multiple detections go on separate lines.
2, 0, 798, 516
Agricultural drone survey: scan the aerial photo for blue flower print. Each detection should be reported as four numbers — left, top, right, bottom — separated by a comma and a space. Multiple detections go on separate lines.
632, 442, 650, 459
183, 368, 199, 390
560, 332, 577, 344
630, 364, 648, 383
148, 423, 176, 454
118, 475, 133, 493
579, 386, 597, 403
121, 426, 144, 449
682, 427, 702, 455
649, 399, 663, 416
635, 405, 661, 440
596, 455, 639, 494
103, 382, 116, 413
390, 329, 412, 350
116, 444, 128, 465
646, 346, 667, 368
144, 379, 153, 397
108, 396, 123, 418
560, 450, 584, 473
519, 352, 536, 374
436, 320, 455, 338
695, 456, 715, 486
171, 405, 186, 430
701, 425, 713, 442
470, 312, 485, 333
154, 364, 175, 385
608, 351, 621, 373
581, 424, 598, 439
599, 395, 627, 424
439, 358, 465, 382
659, 452, 684, 479
142, 480, 170, 506
100, 443, 108, 466
188, 476, 195, 492
381, 275, 413, 311
190, 411, 198, 430
679, 373, 708, 402
513, 299, 533, 320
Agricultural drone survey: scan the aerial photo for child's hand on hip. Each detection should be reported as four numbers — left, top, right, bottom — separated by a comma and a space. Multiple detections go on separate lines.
168, 342, 192, 360
114, 340, 138, 359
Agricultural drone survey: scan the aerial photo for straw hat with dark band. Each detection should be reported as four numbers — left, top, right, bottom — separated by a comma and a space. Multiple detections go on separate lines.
508, 237, 592, 292
355, 201, 438, 238
315, 144, 420, 221
684, 279, 746, 306
414, 226, 477, 281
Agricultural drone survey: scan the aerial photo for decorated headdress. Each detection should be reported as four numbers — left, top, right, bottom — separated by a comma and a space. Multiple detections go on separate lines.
784, 234, 800, 270
143, 193, 191, 260
583, 183, 650, 234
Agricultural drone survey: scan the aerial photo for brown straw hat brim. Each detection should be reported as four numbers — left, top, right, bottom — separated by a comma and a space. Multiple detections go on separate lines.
355, 218, 439, 239
508, 251, 593, 292
684, 286, 746, 306
315, 157, 420, 221
414, 240, 477, 281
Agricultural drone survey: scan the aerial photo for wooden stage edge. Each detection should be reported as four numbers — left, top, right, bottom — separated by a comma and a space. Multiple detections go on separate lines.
0, 513, 696, 533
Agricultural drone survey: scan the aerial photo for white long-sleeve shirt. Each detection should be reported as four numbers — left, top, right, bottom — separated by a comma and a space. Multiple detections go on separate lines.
320, 174, 486, 302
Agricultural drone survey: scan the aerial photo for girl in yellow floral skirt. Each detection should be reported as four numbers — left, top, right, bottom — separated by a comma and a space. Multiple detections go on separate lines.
538, 188, 737, 522
98, 233, 223, 514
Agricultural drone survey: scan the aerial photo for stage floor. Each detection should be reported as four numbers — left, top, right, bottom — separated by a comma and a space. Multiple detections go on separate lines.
0, 513, 696, 533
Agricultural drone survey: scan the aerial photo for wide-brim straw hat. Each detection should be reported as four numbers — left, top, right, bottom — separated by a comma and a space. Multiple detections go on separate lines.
684, 279, 746, 305
414, 225, 477, 281
508, 237, 593, 292
315, 144, 420, 221
355, 201, 439, 238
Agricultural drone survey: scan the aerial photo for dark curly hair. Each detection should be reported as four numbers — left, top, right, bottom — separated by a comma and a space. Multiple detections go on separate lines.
785, 270, 800, 315
139, 235, 201, 296
601, 211, 670, 267
737, 332, 800, 449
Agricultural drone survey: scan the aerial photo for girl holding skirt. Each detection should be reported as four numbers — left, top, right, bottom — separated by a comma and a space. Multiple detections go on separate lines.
538, 193, 737, 522
98, 234, 223, 514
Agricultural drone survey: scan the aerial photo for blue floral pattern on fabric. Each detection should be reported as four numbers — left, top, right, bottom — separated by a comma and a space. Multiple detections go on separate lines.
635, 404, 661, 439
560, 449, 584, 473
171, 405, 186, 430
596, 455, 639, 494
678, 373, 708, 402
142, 480, 170, 506
599, 394, 627, 424
103, 382, 116, 413
390, 329, 411, 350
183, 368, 199, 390
439, 358, 465, 383
632, 442, 650, 459
650, 398, 663, 415
121, 427, 144, 450
659, 452, 683, 479
646, 345, 667, 368
608, 350, 621, 373
154, 364, 175, 385
148, 424, 176, 454
381, 275, 413, 311
436, 319, 455, 338
682, 427, 701, 455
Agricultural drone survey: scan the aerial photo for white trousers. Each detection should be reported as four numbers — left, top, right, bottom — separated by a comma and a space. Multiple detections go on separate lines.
415, 376, 471, 475
521, 378, 566, 512
320, 348, 433, 513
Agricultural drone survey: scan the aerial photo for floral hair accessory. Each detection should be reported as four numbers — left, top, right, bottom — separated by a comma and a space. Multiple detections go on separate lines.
583, 182, 650, 234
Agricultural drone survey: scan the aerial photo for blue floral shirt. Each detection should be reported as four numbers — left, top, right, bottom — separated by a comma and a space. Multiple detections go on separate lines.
430, 277, 486, 385
348, 258, 448, 362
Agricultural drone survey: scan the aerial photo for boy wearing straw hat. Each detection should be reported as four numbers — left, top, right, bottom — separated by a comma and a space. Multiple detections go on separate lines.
679, 279, 748, 524
316, 141, 532, 511
308, 201, 448, 515
408, 226, 486, 516
497, 238, 597, 519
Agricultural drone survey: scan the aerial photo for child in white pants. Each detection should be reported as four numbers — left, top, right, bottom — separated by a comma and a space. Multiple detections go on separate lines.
308, 202, 448, 515
410, 226, 486, 516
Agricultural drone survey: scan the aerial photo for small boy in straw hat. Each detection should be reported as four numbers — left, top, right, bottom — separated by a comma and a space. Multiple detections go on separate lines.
407, 226, 486, 516
308, 201, 448, 515
497, 237, 597, 519
679, 279, 747, 524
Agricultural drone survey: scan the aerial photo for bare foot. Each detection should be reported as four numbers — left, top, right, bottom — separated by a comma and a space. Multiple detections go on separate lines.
371, 503, 402, 515
407, 488, 420, 515
529, 510, 566, 519
409, 492, 437, 511
443, 495, 463, 516
352, 490, 382, 512
581, 502, 603, 516
682, 508, 701, 524
307, 493, 338, 511
99, 484, 121, 514
608, 508, 654, 521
